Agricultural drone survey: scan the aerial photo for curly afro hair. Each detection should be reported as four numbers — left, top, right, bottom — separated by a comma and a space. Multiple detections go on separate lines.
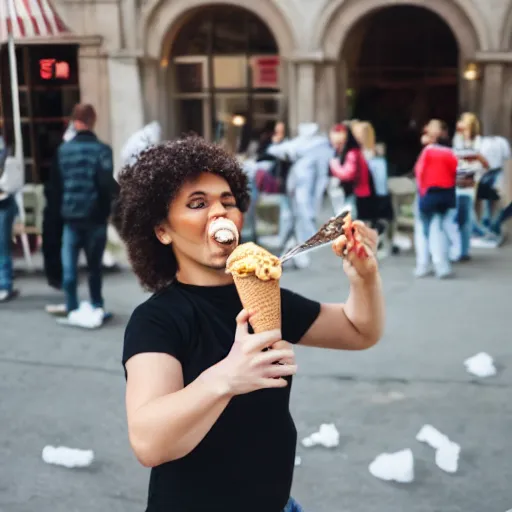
113, 136, 250, 292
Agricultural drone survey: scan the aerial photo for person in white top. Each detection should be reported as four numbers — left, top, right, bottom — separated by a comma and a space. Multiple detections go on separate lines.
451, 113, 500, 257
476, 134, 511, 237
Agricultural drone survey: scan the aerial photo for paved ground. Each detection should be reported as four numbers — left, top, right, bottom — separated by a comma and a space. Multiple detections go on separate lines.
1, 241, 511, 512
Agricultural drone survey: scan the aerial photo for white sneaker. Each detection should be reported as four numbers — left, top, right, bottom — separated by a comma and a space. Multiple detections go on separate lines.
470, 236, 501, 249
414, 266, 432, 278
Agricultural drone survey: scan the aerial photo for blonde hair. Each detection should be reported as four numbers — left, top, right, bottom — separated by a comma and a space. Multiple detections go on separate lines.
352, 121, 376, 152
459, 112, 481, 140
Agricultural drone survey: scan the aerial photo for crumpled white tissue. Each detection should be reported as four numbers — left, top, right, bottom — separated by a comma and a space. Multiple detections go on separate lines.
369, 449, 414, 483
301, 424, 339, 448
464, 352, 497, 378
42, 446, 94, 468
416, 424, 460, 474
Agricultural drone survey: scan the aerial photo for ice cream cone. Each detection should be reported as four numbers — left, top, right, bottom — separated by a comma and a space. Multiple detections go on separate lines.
232, 274, 281, 333
226, 242, 282, 333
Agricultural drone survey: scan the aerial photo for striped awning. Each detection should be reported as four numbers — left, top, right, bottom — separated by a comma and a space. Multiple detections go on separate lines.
0, 0, 69, 44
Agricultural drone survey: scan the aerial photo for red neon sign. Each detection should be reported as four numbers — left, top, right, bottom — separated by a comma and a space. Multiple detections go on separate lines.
39, 59, 70, 80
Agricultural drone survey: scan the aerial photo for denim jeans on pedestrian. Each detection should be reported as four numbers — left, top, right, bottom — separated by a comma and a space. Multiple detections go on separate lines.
491, 201, 512, 235
455, 191, 473, 259
414, 203, 454, 277
61, 222, 107, 312
478, 168, 502, 228
283, 497, 304, 512
0, 195, 18, 292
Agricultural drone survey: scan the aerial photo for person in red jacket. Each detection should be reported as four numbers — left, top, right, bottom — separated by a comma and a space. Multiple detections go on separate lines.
329, 123, 376, 220
414, 120, 458, 279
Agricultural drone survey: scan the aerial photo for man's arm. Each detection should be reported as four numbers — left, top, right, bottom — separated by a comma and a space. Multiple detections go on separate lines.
96, 145, 118, 215
299, 275, 384, 351
126, 353, 232, 467
299, 222, 384, 351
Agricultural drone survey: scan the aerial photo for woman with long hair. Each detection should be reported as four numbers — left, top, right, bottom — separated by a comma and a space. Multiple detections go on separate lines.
452, 112, 493, 259
329, 123, 376, 221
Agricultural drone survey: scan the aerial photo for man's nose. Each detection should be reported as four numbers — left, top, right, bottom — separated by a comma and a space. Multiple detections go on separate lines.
209, 200, 228, 218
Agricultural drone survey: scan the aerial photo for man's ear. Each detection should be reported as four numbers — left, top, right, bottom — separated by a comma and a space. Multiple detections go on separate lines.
154, 224, 172, 245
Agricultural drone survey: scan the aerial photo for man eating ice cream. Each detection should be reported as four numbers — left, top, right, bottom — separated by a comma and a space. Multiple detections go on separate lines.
115, 137, 384, 512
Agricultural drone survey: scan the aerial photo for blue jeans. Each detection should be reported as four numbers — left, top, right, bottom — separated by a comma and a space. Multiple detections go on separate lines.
478, 169, 501, 228
62, 222, 107, 312
491, 201, 512, 235
456, 193, 473, 258
415, 204, 454, 276
0, 195, 18, 292
283, 497, 304, 512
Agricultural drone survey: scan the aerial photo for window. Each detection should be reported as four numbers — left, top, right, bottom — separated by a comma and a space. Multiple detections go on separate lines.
0, 44, 80, 183
171, 6, 282, 150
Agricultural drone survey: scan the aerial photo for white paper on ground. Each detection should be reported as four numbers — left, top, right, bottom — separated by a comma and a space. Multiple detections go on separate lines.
435, 441, 461, 474
416, 424, 450, 450
301, 424, 340, 448
368, 449, 414, 483
42, 446, 94, 468
416, 424, 461, 474
294, 455, 302, 467
464, 352, 497, 378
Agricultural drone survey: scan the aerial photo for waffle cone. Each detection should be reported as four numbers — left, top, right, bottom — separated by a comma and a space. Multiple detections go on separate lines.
233, 274, 281, 333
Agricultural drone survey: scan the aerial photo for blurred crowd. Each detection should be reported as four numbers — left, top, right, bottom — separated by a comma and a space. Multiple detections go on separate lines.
0, 104, 511, 318
240, 113, 511, 276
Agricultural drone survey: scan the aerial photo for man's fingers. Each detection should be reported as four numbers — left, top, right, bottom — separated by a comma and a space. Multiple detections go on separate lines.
261, 378, 289, 389
245, 329, 283, 352
265, 364, 298, 378
256, 349, 295, 366
235, 309, 251, 337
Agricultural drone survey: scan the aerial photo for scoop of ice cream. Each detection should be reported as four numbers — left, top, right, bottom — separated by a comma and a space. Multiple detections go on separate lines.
208, 218, 239, 245
226, 242, 282, 281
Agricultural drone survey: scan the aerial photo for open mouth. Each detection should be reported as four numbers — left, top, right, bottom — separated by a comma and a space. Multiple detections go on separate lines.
208, 218, 239, 246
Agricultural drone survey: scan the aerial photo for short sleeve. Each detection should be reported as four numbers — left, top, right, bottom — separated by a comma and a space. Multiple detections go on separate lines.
280, 288, 321, 344
122, 298, 188, 370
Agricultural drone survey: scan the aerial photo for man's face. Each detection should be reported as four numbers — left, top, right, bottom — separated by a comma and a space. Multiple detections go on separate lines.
155, 172, 244, 273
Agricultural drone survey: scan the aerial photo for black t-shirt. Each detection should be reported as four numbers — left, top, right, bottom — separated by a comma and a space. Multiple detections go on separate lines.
123, 281, 321, 512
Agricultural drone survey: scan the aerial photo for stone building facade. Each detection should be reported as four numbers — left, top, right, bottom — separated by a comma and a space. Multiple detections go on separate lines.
47, 0, 512, 167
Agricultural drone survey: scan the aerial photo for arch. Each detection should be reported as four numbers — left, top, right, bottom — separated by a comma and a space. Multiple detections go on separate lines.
500, 2, 512, 50
314, 0, 490, 60
142, 0, 296, 60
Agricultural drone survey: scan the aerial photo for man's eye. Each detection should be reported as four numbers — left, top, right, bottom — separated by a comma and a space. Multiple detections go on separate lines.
188, 200, 206, 209
224, 202, 237, 208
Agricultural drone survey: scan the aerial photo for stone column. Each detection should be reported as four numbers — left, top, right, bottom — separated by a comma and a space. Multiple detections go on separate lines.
480, 63, 504, 135
286, 60, 298, 135
78, 39, 110, 144
140, 58, 161, 125
107, 51, 145, 171
295, 61, 316, 125
315, 60, 337, 132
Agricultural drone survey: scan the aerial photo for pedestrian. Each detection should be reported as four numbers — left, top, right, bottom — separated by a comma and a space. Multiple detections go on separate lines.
46, 104, 115, 326
414, 120, 458, 278
114, 136, 384, 512
329, 123, 376, 221
0, 137, 21, 303
0, 187, 19, 303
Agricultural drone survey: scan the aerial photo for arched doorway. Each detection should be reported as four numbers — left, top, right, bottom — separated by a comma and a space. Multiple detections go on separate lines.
342, 5, 459, 175
167, 5, 282, 151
